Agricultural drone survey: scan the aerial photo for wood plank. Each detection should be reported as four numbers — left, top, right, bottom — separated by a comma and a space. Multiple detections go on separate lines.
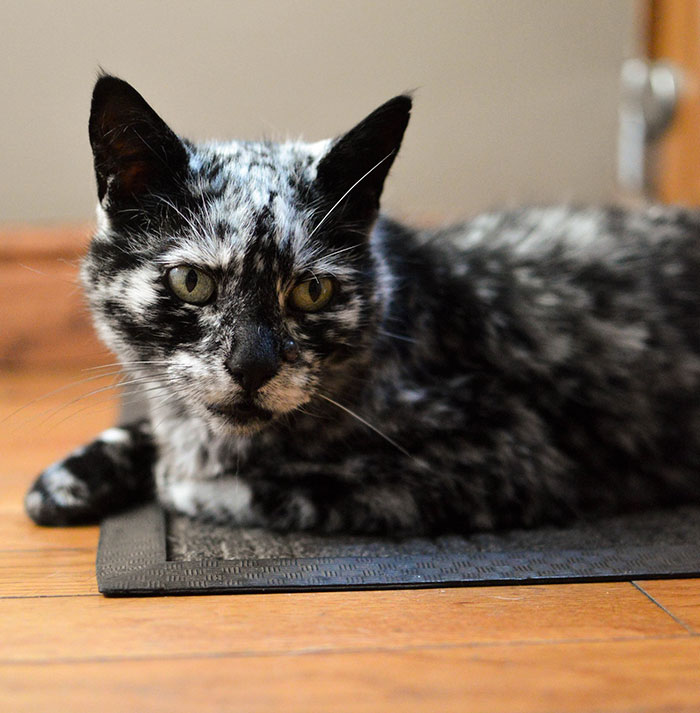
0, 583, 685, 662
0, 549, 97, 598
1, 638, 699, 713
0, 511, 99, 552
636, 579, 700, 633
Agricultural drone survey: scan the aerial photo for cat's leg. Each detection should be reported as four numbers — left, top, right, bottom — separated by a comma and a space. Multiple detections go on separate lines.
249, 459, 576, 535
25, 420, 155, 526
158, 431, 577, 535
159, 469, 439, 534
157, 462, 475, 535
255, 476, 430, 535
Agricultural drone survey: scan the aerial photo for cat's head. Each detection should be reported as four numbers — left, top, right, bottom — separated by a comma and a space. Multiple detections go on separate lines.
83, 75, 410, 434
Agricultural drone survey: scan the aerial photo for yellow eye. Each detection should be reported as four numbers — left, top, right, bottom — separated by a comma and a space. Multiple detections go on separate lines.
167, 266, 215, 305
290, 277, 334, 312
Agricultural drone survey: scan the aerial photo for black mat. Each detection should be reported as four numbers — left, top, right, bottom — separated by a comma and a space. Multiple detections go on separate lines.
96, 503, 700, 596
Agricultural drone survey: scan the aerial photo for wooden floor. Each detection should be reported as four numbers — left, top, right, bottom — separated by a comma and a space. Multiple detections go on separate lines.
2, 369, 700, 713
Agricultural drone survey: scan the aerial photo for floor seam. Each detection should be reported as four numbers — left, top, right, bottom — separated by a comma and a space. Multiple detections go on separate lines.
631, 580, 696, 635
0, 633, 693, 667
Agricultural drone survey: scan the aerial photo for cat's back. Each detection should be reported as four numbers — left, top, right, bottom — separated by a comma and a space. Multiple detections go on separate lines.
406, 204, 700, 316
376, 204, 700, 382
432, 204, 700, 267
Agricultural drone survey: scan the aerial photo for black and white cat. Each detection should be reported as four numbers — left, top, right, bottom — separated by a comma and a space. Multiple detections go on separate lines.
26, 75, 700, 534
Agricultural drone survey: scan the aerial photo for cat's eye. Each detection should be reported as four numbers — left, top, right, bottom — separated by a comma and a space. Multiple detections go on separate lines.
167, 266, 216, 305
290, 277, 334, 312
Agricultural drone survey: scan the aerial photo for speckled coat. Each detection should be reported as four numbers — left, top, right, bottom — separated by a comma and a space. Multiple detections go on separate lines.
25, 75, 700, 534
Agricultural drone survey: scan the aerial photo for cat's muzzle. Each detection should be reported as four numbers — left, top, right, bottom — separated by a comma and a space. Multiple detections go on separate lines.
206, 400, 273, 427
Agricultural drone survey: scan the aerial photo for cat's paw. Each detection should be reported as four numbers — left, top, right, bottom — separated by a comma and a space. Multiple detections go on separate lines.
25, 458, 97, 526
159, 478, 321, 531
265, 492, 320, 531
25, 424, 155, 526
160, 477, 261, 526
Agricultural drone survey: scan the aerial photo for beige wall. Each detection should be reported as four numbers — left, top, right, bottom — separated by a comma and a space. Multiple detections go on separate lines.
0, 0, 638, 225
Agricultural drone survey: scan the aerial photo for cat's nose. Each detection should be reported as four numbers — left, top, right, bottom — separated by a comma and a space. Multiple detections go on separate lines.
226, 358, 278, 394
225, 327, 279, 394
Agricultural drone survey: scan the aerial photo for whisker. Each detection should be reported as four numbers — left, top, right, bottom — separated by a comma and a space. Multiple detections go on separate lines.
151, 392, 184, 431
127, 389, 181, 422
296, 242, 365, 276
116, 382, 181, 403
316, 393, 414, 459
378, 329, 416, 344
37, 399, 125, 430
28, 374, 175, 430
20, 376, 186, 436
156, 195, 203, 238
307, 152, 396, 240
22, 260, 80, 291
0, 369, 135, 425
323, 243, 363, 261
48, 392, 131, 429
29, 382, 176, 438
83, 360, 172, 372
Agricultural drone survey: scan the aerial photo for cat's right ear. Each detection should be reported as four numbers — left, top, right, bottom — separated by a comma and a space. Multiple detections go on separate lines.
314, 95, 412, 230
89, 75, 188, 209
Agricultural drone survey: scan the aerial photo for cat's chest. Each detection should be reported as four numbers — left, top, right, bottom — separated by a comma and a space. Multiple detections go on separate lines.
152, 416, 250, 485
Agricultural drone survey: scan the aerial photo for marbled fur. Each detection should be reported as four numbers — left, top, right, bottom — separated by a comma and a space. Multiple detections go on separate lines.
25, 76, 700, 534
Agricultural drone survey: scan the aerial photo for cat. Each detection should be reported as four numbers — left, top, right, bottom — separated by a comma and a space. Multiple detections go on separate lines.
25, 74, 700, 534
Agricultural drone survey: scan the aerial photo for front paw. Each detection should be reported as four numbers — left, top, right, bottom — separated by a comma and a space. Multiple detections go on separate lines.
25, 460, 98, 526
159, 478, 261, 526
25, 425, 153, 526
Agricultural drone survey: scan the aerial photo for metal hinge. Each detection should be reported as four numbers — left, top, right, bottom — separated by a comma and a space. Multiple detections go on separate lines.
618, 58, 682, 197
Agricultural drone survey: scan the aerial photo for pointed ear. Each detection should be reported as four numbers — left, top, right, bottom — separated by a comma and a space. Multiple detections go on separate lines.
314, 95, 411, 226
88, 75, 188, 208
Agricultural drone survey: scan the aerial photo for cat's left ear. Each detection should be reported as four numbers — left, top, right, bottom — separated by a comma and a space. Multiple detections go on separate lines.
314, 95, 412, 227
89, 75, 188, 209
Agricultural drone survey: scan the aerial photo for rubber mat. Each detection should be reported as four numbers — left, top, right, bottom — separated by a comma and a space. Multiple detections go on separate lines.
96, 503, 700, 596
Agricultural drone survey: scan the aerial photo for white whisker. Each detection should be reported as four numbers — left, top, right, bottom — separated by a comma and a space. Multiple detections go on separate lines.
378, 330, 416, 344
29, 374, 176, 430
316, 393, 413, 459
307, 152, 395, 240
1, 369, 133, 426
323, 242, 363, 261
83, 360, 172, 372
156, 195, 203, 238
